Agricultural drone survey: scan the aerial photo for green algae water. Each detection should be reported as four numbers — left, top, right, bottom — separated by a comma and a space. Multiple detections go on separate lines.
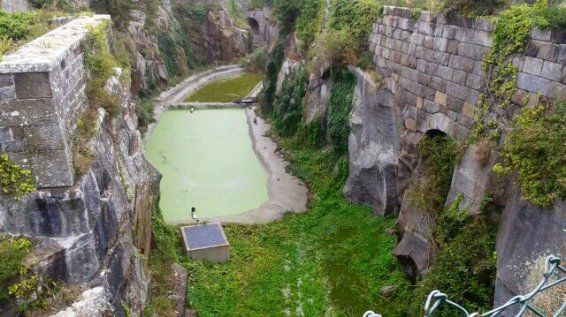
186, 73, 263, 103
146, 109, 268, 223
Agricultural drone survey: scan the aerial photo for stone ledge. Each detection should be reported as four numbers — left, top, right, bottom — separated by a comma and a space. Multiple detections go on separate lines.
0, 15, 110, 74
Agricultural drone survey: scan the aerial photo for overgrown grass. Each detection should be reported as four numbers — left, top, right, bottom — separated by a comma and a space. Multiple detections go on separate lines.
187, 138, 413, 316
0, 10, 64, 60
185, 73, 263, 103
494, 101, 565, 208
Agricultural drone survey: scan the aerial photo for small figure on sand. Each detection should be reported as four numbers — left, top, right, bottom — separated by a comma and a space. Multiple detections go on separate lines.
190, 107, 195, 113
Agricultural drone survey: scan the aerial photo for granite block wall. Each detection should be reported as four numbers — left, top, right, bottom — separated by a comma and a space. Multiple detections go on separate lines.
369, 6, 566, 140
0, 15, 110, 188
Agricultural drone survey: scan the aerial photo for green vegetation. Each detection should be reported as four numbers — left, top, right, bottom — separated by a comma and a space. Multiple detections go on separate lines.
261, 37, 285, 114
241, 47, 268, 73
0, 236, 33, 302
143, 206, 184, 316
0, 236, 61, 313
494, 101, 565, 208
416, 197, 499, 315
274, 67, 308, 136
0, 10, 62, 59
136, 99, 155, 132
0, 154, 35, 199
327, 68, 357, 154
90, 0, 134, 27
185, 73, 263, 103
84, 22, 121, 117
405, 135, 461, 214
187, 137, 412, 316
401, 136, 497, 315
328, 0, 381, 48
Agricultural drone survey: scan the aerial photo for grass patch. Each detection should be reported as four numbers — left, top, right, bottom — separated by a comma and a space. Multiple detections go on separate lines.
185, 73, 263, 103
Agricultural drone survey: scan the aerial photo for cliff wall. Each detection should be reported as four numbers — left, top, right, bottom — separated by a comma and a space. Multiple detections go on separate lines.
348, 5, 565, 305
0, 16, 160, 316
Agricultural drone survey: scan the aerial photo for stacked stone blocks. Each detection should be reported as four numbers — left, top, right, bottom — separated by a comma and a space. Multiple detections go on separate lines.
370, 6, 566, 140
0, 15, 110, 188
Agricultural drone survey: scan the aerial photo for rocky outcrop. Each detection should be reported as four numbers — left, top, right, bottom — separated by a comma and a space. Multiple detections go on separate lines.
0, 0, 31, 13
494, 190, 565, 308
344, 67, 400, 216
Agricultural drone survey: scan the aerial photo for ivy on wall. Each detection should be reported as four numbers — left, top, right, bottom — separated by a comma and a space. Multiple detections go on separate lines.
494, 101, 566, 208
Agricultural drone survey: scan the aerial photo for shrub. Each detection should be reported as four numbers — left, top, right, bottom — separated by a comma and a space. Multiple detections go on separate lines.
295, 0, 323, 51
242, 47, 268, 73
156, 31, 181, 78
137, 99, 155, 131
0, 154, 35, 199
327, 68, 357, 154
328, 0, 381, 48
90, 0, 134, 27
495, 101, 565, 208
262, 38, 285, 114
0, 11, 37, 40
441, 0, 507, 16
311, 28, 358, 71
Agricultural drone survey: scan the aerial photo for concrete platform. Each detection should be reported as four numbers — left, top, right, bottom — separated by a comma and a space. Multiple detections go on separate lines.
181, 223, 230, 263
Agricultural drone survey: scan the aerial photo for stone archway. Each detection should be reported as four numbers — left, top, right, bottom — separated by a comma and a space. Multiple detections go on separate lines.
246, 17, 260, 34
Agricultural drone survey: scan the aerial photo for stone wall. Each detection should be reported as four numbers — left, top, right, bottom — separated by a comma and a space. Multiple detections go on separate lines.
0, 15, 110, 188
369, 6, 565, 140
356, 5, 566, 304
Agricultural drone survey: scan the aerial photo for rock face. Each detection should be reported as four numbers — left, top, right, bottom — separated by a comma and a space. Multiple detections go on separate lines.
494, 190, 565, 308
0, 0, 31, 13
0, 19, 159, 316
344, 67, 400, 216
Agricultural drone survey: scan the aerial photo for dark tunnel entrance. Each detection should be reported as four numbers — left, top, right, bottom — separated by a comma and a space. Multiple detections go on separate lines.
247, 17, 260, 34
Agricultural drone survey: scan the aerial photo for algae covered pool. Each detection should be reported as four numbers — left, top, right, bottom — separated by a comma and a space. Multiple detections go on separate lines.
146, 109, 268, 223
186, 73, 263, 103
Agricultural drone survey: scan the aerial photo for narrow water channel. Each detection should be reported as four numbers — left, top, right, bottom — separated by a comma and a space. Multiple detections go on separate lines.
146, 108, 268, 223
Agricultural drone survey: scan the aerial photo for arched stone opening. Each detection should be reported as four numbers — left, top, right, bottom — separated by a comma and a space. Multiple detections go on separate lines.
247, 17, 260, 34
425, 129, 447, 139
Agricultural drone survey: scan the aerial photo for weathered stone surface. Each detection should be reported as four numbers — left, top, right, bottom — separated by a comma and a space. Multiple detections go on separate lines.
494, 192, 565, 308
445, 145, 500, 214
51, 287, 113, 317
345, 67, 400, 216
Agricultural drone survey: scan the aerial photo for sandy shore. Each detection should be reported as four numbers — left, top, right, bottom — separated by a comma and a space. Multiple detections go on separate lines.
205, 106, 308, 224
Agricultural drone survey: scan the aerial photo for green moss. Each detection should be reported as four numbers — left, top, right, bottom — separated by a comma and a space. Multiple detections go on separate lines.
136, 99, 155, 131
495, 101, 565, 208
186, 73, 263, 103
0, 154, 35, 199
327, 68, 356, 155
